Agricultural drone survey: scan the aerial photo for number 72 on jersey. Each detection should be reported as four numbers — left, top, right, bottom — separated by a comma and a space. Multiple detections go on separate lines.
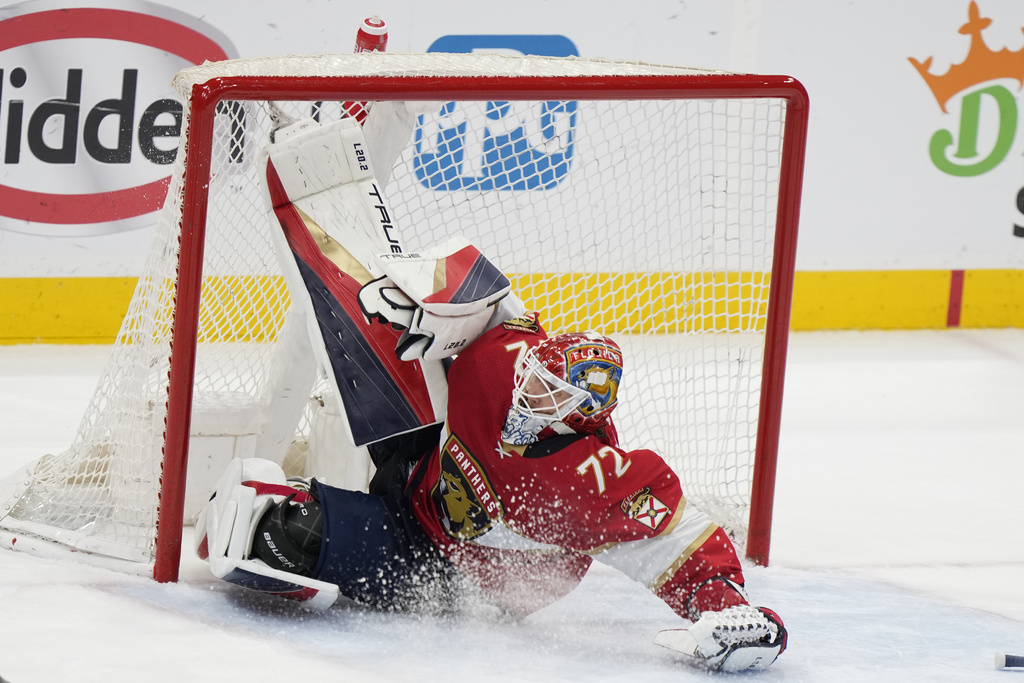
577, 446, 631, 495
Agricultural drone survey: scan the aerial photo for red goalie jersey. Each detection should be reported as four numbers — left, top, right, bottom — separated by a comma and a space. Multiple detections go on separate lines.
407, 314, 749, 618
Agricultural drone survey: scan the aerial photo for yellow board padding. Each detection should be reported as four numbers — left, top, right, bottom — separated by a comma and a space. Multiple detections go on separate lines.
190, 272, 771, 340
1, 269, 1022, 344
0, 277, 137, 345
961, 269, 1024, 328
790, 270, 952, 330
194, 275, 290, 343
790, 269, 1024, 330
509, 272, 770, 335
94, 275, 292, 345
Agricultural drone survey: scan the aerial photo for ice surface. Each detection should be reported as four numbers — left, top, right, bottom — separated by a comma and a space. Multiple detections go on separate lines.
1, 329, 1023, 682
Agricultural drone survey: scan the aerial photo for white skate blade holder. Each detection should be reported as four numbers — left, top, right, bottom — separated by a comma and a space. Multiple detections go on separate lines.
209, 554, 340, 611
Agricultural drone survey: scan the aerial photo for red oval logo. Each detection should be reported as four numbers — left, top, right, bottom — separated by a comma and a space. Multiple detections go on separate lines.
0, 4, 233, 229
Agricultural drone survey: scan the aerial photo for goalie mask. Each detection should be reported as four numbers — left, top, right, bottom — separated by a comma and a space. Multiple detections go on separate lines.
501, 333, 623, 445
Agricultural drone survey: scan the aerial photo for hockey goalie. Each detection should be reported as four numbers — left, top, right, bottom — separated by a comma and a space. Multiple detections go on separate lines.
194, 105, 787, 673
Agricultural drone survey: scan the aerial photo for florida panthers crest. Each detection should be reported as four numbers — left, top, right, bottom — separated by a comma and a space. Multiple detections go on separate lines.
621, 486, 672, 531
431, 434, 503, 540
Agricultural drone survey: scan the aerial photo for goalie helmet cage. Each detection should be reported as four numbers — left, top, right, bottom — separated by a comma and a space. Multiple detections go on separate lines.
0, 53, 808, 583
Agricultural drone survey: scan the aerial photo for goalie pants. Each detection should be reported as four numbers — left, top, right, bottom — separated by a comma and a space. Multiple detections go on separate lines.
310, 480, 458, 610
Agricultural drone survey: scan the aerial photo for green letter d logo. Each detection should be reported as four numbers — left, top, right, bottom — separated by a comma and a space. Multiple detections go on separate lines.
930, 85, 1017, 177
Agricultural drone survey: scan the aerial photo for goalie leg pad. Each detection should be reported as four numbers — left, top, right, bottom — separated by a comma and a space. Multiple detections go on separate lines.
263, 118, 447, 446
266, 116, 405, 276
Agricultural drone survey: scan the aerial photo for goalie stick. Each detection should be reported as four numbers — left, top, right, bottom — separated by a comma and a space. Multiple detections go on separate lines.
996, 652, 1024, 669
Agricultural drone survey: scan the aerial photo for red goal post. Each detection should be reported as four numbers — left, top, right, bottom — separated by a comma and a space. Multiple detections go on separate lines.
0, 53, 808, 583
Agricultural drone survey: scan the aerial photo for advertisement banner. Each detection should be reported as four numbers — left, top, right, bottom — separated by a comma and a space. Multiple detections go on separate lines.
0, 0, 235, 237
0, 0, 1020, 337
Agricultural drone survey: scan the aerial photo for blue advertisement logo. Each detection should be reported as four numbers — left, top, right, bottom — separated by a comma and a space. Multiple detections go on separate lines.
415, 35, 579, 191
426, 35, 578, 57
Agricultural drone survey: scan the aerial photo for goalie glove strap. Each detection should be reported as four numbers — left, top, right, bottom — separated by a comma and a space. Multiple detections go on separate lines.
758, 607, 788, 654
684, 575, 750, 621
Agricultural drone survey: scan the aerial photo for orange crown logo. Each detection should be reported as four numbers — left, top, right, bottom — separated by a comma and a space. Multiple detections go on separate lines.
909, 2, 1024, 112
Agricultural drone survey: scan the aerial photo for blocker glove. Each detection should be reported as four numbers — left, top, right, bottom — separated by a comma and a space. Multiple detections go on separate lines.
358, 237, 520, 361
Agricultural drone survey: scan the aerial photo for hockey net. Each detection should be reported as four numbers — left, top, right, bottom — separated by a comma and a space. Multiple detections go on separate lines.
0, 53, 807, 580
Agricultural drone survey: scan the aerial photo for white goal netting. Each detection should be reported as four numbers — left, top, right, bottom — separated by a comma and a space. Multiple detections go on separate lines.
0, 52, 801, 576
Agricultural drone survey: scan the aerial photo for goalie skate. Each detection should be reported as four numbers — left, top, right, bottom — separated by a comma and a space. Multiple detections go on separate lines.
654, 605, 787, 672
195, 458, 340, 611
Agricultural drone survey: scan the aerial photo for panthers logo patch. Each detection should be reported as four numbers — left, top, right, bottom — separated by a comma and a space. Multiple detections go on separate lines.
621, 487, 671, 531
431, 434, 503, 540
